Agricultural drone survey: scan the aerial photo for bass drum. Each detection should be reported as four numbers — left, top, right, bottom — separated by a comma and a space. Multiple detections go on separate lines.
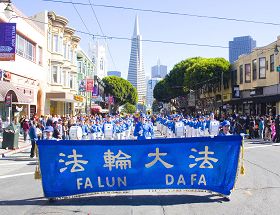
69, 126, 83, 140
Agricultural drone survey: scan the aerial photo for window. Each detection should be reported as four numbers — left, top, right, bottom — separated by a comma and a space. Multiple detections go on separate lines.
259, 57, 266, 79
239, 65, 243, 84
47, 31, 52, 51
52, 66, 58, 83
67, 44, 71, 60
38, 46, 43, 66
63, 44, 67, 58
70, 50, 73, 62
16, 34, 35, 62
70, 75, 73, 89
59, 36, 63, 54
78, 62, 82, 73
62, 71, 67, 86
53, 35, 59, 52
252, 59, 257, 80
245, 64, 251, 83
270, 54, 274, 72
232, 70, 237, 85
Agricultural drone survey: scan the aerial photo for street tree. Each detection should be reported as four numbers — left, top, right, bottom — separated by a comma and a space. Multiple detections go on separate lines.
122, 102, 136, 114
154, 57, 230, 103
103, 76, 138, 113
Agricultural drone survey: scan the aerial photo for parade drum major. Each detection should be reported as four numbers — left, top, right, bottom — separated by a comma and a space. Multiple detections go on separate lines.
104, 124, 113, 139
175, 122, 184, 137
69, 126, 83, 140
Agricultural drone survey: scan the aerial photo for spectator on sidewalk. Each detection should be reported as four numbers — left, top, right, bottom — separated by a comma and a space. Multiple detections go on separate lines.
259, 117, 264, 139
29, 120, 38, 158
22, 119, 30, 142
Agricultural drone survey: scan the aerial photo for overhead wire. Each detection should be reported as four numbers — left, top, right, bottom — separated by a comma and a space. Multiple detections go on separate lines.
41, 0, 280, 26
87, 0, 117, 70
7, 14, 276, 53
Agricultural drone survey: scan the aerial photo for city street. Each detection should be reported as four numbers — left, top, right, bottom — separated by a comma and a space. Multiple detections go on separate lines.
0, 139, 280, 215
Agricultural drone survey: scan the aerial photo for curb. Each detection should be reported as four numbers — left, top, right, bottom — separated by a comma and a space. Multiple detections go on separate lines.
1, 143, 31, 158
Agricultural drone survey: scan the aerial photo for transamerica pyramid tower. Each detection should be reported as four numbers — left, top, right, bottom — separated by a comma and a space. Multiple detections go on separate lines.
127, 15, 146, 102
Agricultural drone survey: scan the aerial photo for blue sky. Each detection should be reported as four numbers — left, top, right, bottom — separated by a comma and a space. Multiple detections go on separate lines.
12, 0, 280, 79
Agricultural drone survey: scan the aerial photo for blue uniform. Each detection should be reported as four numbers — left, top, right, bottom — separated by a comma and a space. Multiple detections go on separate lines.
134, 121, 154, 140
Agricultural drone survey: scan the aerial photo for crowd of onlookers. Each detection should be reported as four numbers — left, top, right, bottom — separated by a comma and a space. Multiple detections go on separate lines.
219, 114, 280, 142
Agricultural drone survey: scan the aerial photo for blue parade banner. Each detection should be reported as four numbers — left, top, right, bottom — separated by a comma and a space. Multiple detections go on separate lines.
37, 136, 242, 198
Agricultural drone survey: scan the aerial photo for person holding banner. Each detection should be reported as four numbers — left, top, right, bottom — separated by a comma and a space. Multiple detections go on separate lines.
219, 120, 232, 136
43, 126, 57, 140
134, 113, 154, 140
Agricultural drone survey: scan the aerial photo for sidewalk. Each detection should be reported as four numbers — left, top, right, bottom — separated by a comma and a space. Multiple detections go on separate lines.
0, 135, 31, 157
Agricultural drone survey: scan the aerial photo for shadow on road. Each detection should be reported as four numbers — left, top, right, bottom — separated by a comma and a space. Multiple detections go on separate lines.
0, 194, 228, 206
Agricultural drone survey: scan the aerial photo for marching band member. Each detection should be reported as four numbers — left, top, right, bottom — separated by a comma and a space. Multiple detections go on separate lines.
208, 113, 220, 136
114, 119, 123, 140
134, 113, 154, 140
80, 119, 89, 140
174, 114, 185, 138
102, 114, 115, 140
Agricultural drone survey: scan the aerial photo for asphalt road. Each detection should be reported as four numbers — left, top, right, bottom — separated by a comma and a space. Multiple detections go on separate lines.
0, 138, 280, 215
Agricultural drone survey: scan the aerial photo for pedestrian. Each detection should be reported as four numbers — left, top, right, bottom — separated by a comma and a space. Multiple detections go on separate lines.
29, 120, 38, 158
258, 117, 264, 139
22, 119, 30, 142
53, 121, 62, 139
264, 116, 272, 141
275, 115, 280, 142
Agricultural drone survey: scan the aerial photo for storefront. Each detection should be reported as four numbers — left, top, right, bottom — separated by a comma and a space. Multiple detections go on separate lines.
0, 81, 33, 120
46, 92, 75, 116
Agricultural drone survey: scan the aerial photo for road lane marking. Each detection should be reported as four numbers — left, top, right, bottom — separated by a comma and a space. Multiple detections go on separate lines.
245, 144, 279, 150
0, 172, 34, 179
0, 161, 34, 166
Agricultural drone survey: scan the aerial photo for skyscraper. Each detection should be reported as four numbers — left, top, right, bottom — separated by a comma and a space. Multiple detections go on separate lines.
127, 16, 146, 102
229, 36, 256, 63
146, 78, 162, 107
151, 59, 167, 78
107, 71, 121, 77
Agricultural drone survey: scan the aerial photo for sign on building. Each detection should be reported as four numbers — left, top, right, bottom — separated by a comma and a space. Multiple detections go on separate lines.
79, 80, 86, 92
86, 79, 94, 92
0, 23, 16, 61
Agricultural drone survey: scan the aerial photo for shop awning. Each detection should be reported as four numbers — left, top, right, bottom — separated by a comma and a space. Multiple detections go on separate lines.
0, 81, 32, 104
46, 92, 76, 103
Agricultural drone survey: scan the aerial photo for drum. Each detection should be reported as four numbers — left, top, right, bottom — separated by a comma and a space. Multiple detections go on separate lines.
69, 126, 83, 140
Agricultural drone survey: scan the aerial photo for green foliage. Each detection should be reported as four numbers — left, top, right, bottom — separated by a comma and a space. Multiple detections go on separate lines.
153, 57, 230, 102
122, 103, 136, 114
102, 76, 138, 109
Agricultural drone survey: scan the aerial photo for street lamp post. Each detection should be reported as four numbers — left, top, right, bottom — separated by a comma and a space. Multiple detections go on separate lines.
221, 70, 224, 116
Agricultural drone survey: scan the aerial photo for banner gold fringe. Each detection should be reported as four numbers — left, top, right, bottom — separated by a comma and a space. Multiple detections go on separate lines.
34, 144, 41, 180
240, 137, 245, 175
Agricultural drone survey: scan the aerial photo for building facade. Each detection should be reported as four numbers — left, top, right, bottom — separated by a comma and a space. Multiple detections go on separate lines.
151, 59, 167, 78
33, 11, 80, 116
76, 47, 95, 114
127, 15, 146, 102
0, 3, 48, 120
230, 36, 280, 115
107, 71, 121, 77
229, 36, 256, 63
88, 41, 107, 80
